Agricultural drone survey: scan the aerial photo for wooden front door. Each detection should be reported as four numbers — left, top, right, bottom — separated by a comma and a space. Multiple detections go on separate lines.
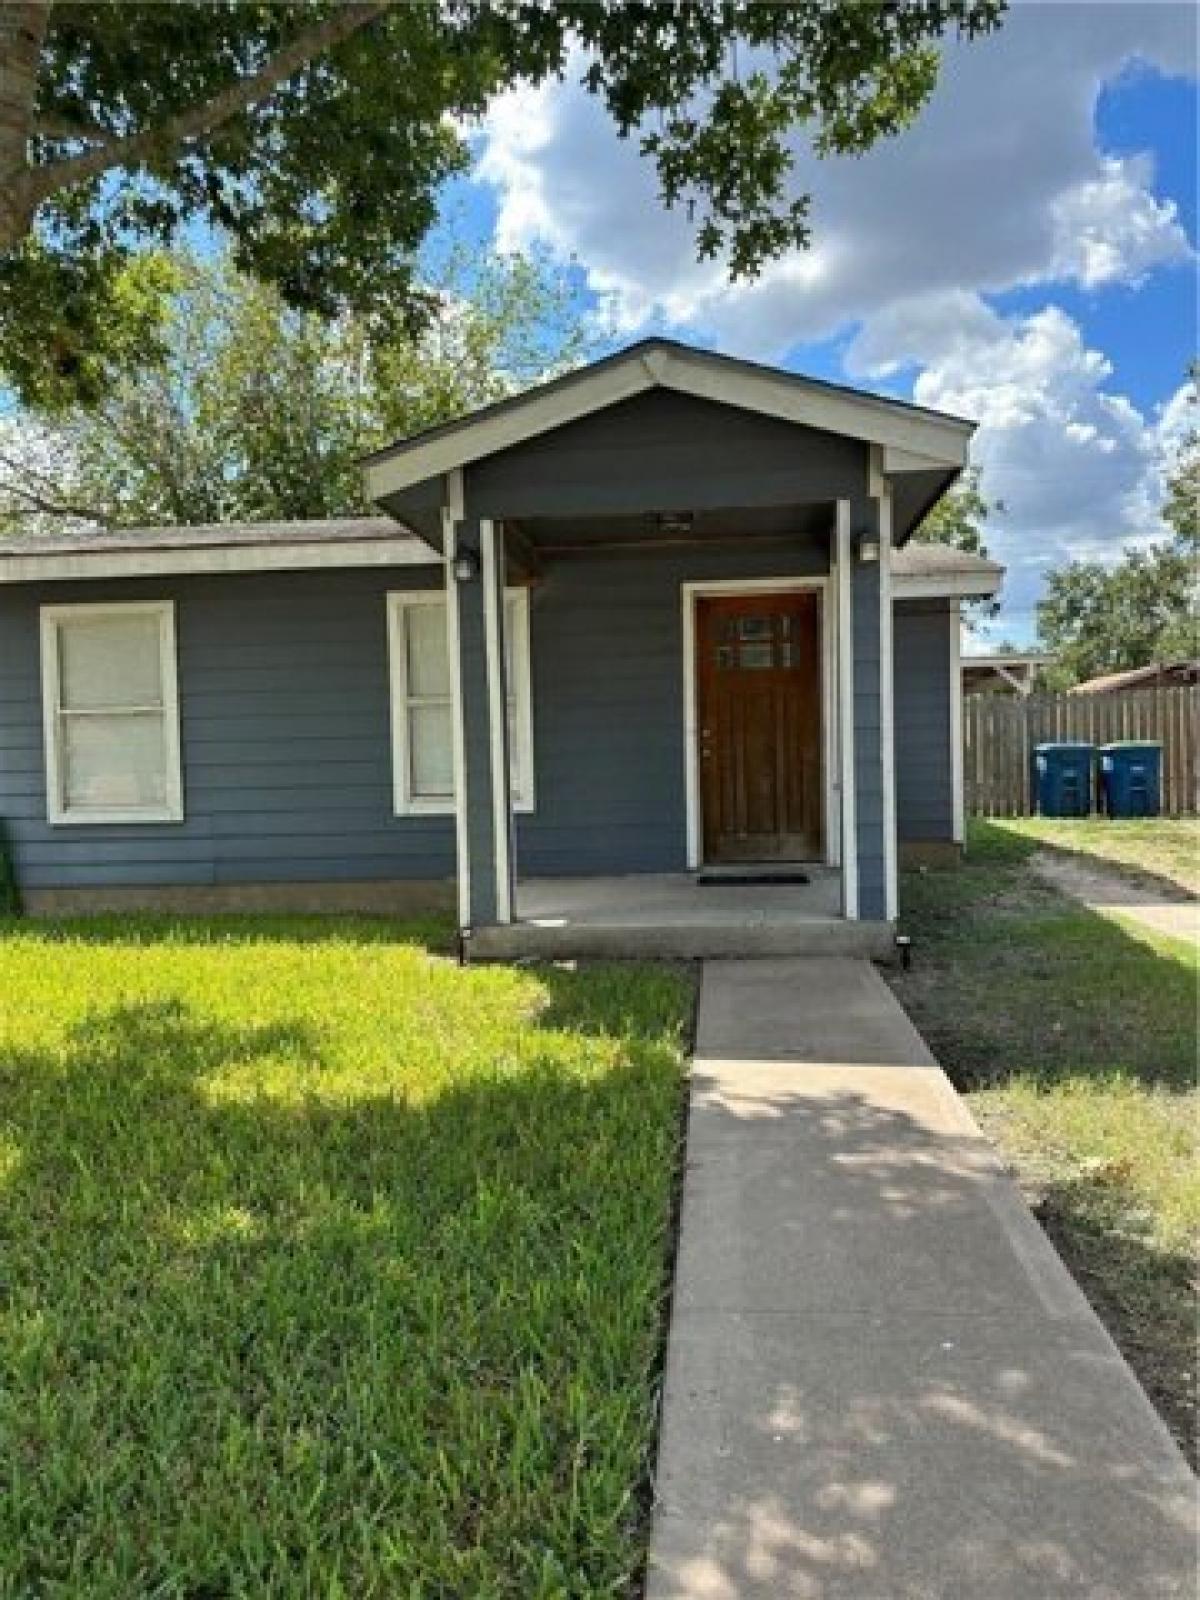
696, 591, 823, 863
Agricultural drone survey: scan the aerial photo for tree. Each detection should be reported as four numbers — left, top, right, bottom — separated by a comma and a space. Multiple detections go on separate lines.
912, 465, 1001, 615
0, 1, 1004, 407
1164, 362, 1198, 556
912, 465, 996, 557
1038, 365, 1200, 684
0, 244, 588, 530
1036, 545, 1198, 686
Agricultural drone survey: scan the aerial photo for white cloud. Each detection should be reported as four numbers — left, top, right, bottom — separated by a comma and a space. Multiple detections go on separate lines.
473, 4, 1194, 357
469, 3, 1196, 640
847, 295, 1190, 636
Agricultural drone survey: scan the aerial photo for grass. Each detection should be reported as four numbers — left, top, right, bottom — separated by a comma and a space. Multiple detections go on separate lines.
0, 915, 694, 1599
889, 824, 1198, 1466
995, 815, 1200, 895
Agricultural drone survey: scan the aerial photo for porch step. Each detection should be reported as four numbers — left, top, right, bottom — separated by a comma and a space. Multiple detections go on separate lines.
468, 918, 896, 963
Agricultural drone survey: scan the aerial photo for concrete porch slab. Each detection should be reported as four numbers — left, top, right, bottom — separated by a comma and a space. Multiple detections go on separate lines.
468, 873, 896, 961
646, 958, 1197, 1600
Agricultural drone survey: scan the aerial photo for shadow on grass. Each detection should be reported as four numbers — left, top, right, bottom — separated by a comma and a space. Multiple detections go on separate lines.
0, 980, 686, 1597
891, 818, 1198, 1468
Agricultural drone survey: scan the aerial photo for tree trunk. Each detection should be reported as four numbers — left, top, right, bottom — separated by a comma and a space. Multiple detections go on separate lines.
0, 2, 49, 249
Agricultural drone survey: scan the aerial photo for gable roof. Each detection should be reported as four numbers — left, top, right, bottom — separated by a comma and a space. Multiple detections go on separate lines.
362, 337, 975, 504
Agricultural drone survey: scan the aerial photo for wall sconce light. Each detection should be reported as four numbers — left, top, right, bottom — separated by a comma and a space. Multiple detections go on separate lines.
857, 538, 880, 563
452, 549, 479, 582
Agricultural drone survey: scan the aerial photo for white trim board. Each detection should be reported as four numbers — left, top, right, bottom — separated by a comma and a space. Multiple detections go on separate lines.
1, 537, 435, 584
40, 599, 184, 826
442, 512, 471, 929
950, 608, 965, 845
481, 519, 513, 924
893, 571, 1002, 601
878, 485, 898, 922
835, 503, 858, 920
366, 341, 973, 502
680, 575, 836, 876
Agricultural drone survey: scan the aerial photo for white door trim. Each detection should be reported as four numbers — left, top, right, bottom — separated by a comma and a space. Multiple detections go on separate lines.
681, 575, 835, 874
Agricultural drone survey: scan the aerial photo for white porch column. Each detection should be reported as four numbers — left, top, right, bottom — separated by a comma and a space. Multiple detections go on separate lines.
877, 476, 898, 921
834, 499, 858, 920
445, 479, 515, 930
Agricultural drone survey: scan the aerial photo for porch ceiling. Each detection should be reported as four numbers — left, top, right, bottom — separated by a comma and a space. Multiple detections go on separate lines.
512, 501, 834, 557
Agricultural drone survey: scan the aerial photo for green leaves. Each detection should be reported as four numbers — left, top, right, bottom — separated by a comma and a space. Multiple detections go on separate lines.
4, 1, 1006, 404
0, 244, 589, 532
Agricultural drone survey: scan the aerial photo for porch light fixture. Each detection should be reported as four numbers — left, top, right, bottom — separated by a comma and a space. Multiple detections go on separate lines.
656, 510, 695, 537
857, 537, 880, 563
452, 548, 479, 582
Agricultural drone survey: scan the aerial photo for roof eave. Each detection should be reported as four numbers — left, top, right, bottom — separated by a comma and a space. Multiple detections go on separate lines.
363, 341, 974, 504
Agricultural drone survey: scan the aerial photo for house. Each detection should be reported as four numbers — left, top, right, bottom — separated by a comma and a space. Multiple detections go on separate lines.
0, 340, 1002, 956
961, 651, 1049, 697
1068, 659, 1200, 694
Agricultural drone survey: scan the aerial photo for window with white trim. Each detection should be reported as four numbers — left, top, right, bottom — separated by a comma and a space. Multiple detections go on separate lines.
40, 601, 183, 824
388, 589, 534, 815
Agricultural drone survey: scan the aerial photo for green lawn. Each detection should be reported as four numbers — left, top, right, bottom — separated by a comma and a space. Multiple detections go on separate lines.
0, 916, 693, 1598
996, 815, 1200, 895
889, 825, 1198, 1466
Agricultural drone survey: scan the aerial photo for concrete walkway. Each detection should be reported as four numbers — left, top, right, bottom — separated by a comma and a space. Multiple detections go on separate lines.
1031, 848, 1200, 945
646, 959, 1196, 1600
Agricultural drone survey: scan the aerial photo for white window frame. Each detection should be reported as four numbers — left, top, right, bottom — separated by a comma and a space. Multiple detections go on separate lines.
40, 599, 183, 826
387, 587, 534, 817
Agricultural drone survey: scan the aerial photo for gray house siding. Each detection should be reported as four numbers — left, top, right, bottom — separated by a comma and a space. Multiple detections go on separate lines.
516, 539, 830, 878
894, 598, 956, 842
0, 567, 453, 891
458, 388, 868, 523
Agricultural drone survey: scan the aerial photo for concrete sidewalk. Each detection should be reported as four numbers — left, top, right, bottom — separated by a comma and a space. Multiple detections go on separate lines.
646, 959, 1196, 1600
1031, 848, 1200, 945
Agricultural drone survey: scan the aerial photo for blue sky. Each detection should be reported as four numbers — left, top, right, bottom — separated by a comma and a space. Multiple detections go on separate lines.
445, 1, 1197, 648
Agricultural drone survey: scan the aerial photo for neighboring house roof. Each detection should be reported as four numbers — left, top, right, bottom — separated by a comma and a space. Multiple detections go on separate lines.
362, 338, 975, 529
961, 651, 1048, 695
0, 517, 1003, 598
1068, 659, 1200, 694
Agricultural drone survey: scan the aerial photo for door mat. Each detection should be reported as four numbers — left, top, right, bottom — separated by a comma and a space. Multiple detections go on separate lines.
696, 870, 811, 886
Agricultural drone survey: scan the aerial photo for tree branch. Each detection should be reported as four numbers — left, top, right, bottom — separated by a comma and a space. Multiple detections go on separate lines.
27, 1, 393, 207
0, 2, 52, 243
33, 111, 118, 147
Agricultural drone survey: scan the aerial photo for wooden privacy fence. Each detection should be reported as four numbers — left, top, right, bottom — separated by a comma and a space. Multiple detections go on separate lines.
963, 686, 1200, 817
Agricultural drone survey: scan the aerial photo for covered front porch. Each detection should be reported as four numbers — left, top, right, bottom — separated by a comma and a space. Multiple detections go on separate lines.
469, 869, 895, 960
365, 340, 973, 954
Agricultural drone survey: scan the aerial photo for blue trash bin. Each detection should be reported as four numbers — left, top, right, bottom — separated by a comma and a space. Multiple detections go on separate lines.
1099, 742, 1162, 818
1033, 742, 1095, 817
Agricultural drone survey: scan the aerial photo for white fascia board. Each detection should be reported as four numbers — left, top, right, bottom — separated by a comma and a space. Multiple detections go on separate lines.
893, 572, 1003, 600
0, 537, 437, 584
659, 349, 973, 467
364, 360, 658, 500
363, 348, 974, 502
